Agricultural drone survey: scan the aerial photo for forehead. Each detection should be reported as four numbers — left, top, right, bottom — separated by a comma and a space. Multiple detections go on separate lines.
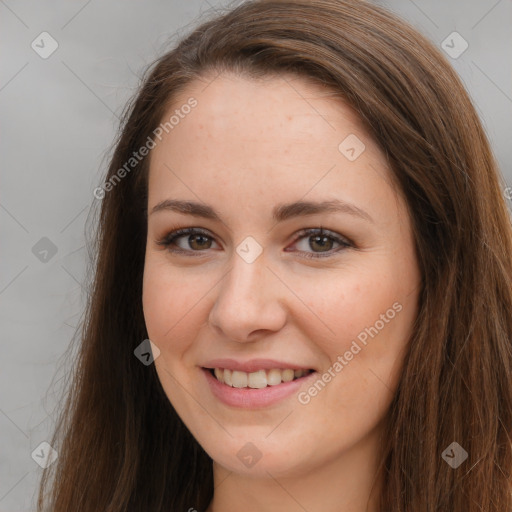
150, 72, 385, 169
168, 71, 366, 145
147, 71, 400, 225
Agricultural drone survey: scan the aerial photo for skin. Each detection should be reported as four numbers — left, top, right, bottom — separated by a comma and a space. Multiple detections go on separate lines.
142, 71, 421, 512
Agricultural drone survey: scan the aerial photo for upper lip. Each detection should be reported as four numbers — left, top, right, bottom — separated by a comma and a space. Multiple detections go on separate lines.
201, 358, 315, 373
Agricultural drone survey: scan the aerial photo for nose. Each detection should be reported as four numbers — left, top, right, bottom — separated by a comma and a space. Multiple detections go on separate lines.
208, 249, 287, 343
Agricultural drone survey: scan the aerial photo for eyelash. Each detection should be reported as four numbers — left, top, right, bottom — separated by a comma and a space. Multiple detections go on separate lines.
155, 226, 353, 259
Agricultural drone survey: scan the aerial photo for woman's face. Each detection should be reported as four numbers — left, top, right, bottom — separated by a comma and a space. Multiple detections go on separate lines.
142, 72, 421, 480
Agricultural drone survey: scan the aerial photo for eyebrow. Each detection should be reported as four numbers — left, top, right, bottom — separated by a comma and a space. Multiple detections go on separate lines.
150, 198, 374, 223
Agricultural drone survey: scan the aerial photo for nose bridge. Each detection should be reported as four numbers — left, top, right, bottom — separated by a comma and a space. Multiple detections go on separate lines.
227, 254, 265, 303
208, 245, 286, 341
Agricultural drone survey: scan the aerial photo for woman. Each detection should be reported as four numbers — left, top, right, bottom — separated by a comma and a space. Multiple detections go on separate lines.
38, 0, 512, 510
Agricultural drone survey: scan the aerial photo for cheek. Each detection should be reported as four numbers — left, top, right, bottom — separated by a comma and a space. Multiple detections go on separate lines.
296, 268, 401, 350
142, 258, 207, 349
295, 265, 416, 394
294, 272, 412, 442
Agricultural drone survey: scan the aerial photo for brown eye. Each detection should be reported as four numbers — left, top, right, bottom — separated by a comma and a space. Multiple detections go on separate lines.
157, 227, 219, 254
157, 226, 352, 259
308, 234, 335, 252
187, 234, 212, 250
286, 227, 352, 259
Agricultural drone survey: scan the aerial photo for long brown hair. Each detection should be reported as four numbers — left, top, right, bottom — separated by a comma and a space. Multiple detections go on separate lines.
38, 0, 512, 510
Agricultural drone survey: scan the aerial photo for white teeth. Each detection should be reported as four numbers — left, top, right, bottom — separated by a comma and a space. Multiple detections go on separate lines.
211, 367, 311, 388
231, 370, 248, 388
248, 369, 267, 389
282, 369, 295, 382
267, 368, 283, 386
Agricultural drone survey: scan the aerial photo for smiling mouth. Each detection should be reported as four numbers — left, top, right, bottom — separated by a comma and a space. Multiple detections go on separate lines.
205, 367, 314, 389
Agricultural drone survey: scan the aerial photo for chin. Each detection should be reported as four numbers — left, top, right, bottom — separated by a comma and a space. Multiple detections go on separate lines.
203, 438, 313, 479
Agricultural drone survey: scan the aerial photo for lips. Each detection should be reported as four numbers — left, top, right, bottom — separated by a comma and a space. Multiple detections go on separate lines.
199, 358, 318, 407
201, 366, 318, 408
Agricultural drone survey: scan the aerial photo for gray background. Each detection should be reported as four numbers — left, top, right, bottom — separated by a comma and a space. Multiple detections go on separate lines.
1, 0, 511, 510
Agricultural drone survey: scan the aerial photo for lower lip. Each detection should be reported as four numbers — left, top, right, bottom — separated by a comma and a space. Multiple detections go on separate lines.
201, 368, 317, 409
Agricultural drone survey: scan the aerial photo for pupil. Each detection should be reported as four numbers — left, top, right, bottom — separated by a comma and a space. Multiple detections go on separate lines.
311, 235, 332, 252
190, 234, 211, 250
